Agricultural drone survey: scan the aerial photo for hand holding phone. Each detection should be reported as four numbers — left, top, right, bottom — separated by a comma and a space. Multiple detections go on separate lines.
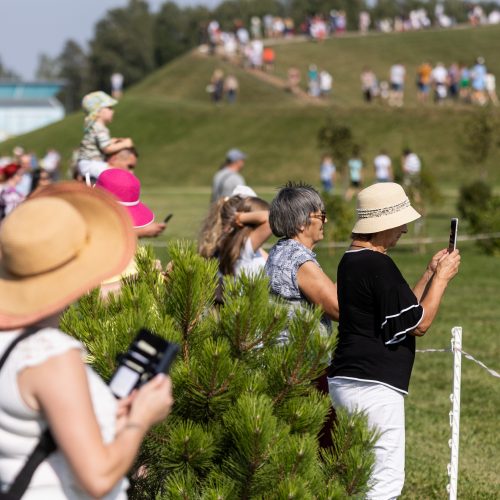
448, 218, 458, 253
109, 329, 179, 399
163, 213, 173, 224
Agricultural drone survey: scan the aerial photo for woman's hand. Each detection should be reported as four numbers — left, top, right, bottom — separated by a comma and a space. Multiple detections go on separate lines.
115, 392, 137, 434
427, 248, 448, 273
434, 249, 461, 283
128, 374, 174, 429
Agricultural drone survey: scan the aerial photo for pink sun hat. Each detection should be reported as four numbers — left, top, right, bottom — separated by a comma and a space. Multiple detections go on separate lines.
96, 169, 154, 228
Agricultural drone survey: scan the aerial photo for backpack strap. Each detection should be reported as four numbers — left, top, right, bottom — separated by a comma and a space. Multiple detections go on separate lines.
0, 327, 57, 499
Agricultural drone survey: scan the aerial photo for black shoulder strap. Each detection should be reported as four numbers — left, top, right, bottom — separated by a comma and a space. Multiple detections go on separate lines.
0, 328, 57, 500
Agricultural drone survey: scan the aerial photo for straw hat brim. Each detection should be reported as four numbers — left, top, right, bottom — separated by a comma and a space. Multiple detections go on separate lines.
352, 204, 421, 234
0, 182, 136, 329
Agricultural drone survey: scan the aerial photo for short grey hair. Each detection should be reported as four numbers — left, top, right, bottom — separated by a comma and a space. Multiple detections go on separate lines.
269, 182, 325, 238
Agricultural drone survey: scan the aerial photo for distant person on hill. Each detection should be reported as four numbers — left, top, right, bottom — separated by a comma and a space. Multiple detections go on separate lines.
211, 149, 247, 202
416, 61, 432, 103
319, 154, 336, 194
77, 91, 134, 185
485, 72, 498, 105
373, 150, 393, 182
345, 145, 364, 201
319, 70, 333, 98
110, 72, 124, 99
208, 69, 224, 104
360, 67, 378, 103
471, 57, 487, 105
224, 75, 239, 104
389, 62, 406, 107
431, 62, 448, 104
287, 67, 301, 93
459, 63, 471, 102
263, 47, 275, 72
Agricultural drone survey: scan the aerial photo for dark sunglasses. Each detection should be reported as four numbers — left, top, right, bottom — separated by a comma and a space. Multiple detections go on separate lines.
310, 211, 327, 223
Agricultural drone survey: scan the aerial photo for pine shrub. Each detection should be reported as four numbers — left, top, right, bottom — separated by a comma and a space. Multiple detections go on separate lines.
61, 242, 377, 498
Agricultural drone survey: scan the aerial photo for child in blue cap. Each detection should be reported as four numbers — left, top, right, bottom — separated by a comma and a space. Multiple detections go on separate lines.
77, 91, 134, 185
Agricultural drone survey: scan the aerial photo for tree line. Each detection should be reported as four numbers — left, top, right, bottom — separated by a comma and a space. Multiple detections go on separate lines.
2, 0, 498, 111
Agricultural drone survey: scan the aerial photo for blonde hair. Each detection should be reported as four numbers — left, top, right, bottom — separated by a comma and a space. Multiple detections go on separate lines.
198, 196, 269, 275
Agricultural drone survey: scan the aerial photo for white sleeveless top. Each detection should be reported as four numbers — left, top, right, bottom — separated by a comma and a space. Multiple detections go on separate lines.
0, 328, 128, 499
234, 238, 267, 277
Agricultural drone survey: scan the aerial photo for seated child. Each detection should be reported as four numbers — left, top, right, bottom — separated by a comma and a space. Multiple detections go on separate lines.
77, 91, 133, 185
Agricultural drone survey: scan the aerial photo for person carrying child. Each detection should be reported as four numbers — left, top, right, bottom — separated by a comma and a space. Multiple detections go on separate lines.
77, 91, 134, 185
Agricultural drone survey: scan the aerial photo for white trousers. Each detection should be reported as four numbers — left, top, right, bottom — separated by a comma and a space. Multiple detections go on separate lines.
328, 377, 405, 500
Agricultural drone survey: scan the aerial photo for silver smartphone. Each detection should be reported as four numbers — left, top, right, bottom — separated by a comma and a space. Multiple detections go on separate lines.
448, 218, 458, 253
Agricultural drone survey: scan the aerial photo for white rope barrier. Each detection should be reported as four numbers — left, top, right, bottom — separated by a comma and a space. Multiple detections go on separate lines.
144, 231, 500, 248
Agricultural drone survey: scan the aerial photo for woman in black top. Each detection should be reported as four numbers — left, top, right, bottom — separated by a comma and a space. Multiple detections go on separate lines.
328, 182, 460, 499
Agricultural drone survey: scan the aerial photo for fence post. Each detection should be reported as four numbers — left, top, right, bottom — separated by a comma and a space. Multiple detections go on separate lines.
447, 326, 462, 500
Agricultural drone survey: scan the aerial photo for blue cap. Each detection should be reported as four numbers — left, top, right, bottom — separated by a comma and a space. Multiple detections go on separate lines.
226, 148, 247, 163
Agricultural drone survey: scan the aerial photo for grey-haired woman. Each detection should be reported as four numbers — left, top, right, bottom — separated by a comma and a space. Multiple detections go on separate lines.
328, 182, 460, 498
265, 182, 338, 340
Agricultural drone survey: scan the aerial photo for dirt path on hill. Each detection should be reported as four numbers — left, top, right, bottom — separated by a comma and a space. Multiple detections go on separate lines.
194, 49, 329, 107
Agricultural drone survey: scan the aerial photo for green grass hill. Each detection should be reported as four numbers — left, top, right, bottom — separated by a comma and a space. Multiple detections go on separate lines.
3, 24, 500, 190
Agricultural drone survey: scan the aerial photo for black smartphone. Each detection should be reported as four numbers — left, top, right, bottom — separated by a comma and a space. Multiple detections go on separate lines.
163, 213, 173, 224
448, 218, 458, 253
108, 329, 179, 399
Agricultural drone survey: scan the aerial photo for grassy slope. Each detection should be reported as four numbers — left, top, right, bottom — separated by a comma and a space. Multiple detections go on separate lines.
2, 25, 500, 189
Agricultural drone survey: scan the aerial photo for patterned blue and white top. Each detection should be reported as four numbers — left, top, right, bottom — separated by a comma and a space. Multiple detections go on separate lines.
265, 238, 331, 342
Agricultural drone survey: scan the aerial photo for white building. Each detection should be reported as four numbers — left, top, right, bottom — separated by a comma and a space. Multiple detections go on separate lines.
0, 81, 65, 142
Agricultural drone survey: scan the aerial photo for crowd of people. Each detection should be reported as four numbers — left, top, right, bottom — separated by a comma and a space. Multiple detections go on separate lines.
318, 146, 422, 204
204, 3, 500, 57
361, 57, 497, 107
202, 158, 460, 497
0, 81, 463, 498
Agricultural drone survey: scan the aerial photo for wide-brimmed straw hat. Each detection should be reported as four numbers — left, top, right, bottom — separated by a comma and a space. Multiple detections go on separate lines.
352, 182, 421, 234
95, 169, 154, 228
0, 182, 136, 329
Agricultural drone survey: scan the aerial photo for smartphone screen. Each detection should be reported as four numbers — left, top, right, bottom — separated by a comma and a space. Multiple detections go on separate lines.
163, 213, 173, 224
448, 218, 458, 252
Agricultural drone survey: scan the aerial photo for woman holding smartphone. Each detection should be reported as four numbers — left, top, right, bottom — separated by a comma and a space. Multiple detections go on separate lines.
0, 183, 173, 499
328, 182, 460, 499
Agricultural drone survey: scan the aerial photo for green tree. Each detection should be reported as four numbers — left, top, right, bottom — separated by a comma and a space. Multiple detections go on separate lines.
89, 0, 155, 91
153, 3, 211, 67
459, 109, 499, 179
0, 57, 20, 80
318, 118, 356, 175
57, 40, 90, 112
35, 53, 60, 80
61, 243, 376, 499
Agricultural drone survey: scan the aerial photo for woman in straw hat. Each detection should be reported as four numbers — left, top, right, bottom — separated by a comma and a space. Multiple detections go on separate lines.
328, 182, 460, 499
0, 183, 173, 498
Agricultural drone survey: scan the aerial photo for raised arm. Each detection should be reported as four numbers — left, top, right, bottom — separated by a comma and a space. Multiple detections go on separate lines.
235, 210, 272, 252
413, 248, 448, 301
19, 349, 173, 498
102, 138, 134, 155
413, 249, 460, 336
296, 261, 339, 321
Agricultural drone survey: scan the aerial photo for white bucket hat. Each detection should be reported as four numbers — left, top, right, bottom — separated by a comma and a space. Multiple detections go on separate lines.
352, 182, 421, 234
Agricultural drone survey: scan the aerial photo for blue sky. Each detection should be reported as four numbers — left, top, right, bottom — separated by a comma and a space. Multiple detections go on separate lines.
0, 0, 220, 80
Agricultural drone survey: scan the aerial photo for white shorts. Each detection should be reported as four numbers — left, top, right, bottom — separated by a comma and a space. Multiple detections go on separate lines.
77, 160, 109, 185
328, 377, 405, 500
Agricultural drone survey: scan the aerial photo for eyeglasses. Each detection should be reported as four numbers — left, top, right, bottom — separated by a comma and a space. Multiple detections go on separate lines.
310, 211, 327, 223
